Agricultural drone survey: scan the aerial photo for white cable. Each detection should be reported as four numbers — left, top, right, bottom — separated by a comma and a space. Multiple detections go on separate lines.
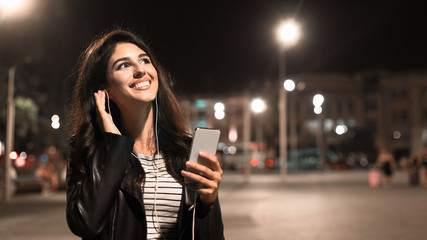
153, 96, 166, 240
127, 95, 165, 239
105, 90, 112, 116
192, 194, 196, 240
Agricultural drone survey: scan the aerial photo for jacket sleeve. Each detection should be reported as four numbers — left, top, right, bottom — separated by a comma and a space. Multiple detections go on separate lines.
195, 196, 225, 240
66, 133, 134, 238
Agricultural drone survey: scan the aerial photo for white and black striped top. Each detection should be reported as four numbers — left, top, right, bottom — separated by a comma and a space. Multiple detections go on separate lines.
136, 153, 182, 240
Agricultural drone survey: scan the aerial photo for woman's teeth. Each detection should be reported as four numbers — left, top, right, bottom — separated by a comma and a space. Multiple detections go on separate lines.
133, 81, 150, 89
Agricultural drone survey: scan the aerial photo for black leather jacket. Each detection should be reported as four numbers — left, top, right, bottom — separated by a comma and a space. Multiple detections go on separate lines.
66, 133, 224, 240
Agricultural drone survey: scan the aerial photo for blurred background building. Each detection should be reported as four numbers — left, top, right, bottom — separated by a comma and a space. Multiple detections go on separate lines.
184, 70, 427, 171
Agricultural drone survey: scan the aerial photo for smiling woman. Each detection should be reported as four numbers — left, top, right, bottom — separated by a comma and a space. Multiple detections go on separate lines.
105, 43, 159, 110
66, 29, 224, 240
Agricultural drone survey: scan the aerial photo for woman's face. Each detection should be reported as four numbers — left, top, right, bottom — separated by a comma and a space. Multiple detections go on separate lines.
106, 42, 158, 108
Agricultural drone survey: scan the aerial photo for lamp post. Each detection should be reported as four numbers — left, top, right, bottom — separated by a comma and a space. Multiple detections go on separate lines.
277, 20, 299, 181
243, 92, 251, 181
313, 94, 325, 169
284, 79, 297, 172
251, 98, 266, 152
4, 66, 16, 202
1, 0, 33, 202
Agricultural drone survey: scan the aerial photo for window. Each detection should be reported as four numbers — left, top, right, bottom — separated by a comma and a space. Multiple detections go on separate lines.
365, 99, 378, 111
366, 118, 377, 129
348, 99, 354, 112
336, 100, 343, 114
392, 110, 409, 123
391, 90, 408, 100
401, 110, 408, 121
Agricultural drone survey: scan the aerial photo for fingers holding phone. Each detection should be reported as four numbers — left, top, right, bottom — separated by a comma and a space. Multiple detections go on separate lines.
182, 128, 222, 205
182, 151, 223, 205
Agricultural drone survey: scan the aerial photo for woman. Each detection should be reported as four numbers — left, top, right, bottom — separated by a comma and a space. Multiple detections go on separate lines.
66, 29, 224, 240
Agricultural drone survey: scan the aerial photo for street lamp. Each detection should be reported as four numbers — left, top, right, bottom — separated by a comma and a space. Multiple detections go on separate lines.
313, 94, 324, 114
251, 98, 266, 113
277, 20, 300, 181
313, 94, 326, 169
214, 102, 225, 120
284, 79, 301, 172
51, 114, 60, 129
0, 0, 32, 20
251, 98, 266, 146
284, 79, 296, 91
277, 20, 300, 46
2, 0, 33, 202
243, 97, 267, 181
335, 124, 348, 135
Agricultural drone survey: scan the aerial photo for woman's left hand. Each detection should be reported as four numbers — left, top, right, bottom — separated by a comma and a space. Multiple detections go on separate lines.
182, 152, 223, 205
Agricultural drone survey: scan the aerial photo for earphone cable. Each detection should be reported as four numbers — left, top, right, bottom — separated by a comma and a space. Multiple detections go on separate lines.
153, 96, 166, 240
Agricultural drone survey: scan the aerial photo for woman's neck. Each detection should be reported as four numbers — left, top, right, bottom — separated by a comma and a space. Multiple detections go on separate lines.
120, 103, 157, 156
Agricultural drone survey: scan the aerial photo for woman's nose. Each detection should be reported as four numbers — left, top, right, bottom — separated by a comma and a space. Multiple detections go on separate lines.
134, 65, 145, 78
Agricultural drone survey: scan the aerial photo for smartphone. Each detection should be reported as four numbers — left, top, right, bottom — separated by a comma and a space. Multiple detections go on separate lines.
185, 128, 220, 182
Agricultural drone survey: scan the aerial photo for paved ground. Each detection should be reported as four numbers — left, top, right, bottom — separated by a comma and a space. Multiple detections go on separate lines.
1, 169, 426, 240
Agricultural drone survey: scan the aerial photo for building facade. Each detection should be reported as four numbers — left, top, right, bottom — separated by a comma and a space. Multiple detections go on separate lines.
182, 71, 427, 167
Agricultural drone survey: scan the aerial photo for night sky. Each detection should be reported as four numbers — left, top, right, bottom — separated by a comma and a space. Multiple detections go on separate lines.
1, 0, 426, 97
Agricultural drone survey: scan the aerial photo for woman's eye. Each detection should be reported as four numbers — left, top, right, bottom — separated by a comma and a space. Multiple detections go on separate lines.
117, 62, 130, 69
140, 58, 150, 64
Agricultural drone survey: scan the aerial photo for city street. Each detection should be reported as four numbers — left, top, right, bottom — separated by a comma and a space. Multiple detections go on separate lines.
1, 170, 427, 240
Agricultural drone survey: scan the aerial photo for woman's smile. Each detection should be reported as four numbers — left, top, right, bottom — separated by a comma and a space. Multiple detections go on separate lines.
130, 78, 152, 90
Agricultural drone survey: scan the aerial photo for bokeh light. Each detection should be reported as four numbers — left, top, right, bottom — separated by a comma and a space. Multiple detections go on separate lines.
283, 79, 296, 92
251, 98, 265, 113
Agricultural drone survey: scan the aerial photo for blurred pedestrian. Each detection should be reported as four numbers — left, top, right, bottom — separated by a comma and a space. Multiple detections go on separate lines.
408, 153, 421, 186
375, 150, 396, 187
35, 147, 61, 195
35, 159, 59, 195
66, 29, 224, 240
421, 148, 427, 186
368, 164, 380, 188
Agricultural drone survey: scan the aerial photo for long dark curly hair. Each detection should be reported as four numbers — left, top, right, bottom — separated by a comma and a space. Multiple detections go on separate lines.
70, 29, 191, 182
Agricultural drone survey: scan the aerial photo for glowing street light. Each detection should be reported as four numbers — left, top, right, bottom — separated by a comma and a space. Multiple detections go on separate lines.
283, 79, 296, 92
313, 94, 325, 107
335, 124, 348, 135
277, 20, 300, 46
0, 0, 33, 19
51, 114, 60, 129
0, 0, 25, 10
214, 102, 225, 120
250, 97, 266, 179
313, 94, 326, 170
277, 19, 300, 182
251, 98, 266, 113
313, 94, 325, 114
214, 102, 225, 112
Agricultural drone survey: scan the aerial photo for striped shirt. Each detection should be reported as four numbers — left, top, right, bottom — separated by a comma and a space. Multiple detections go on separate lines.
136, 153, 182, 240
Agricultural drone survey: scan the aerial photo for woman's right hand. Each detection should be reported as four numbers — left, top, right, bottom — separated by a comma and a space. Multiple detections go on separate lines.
94, 90, 121, 135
